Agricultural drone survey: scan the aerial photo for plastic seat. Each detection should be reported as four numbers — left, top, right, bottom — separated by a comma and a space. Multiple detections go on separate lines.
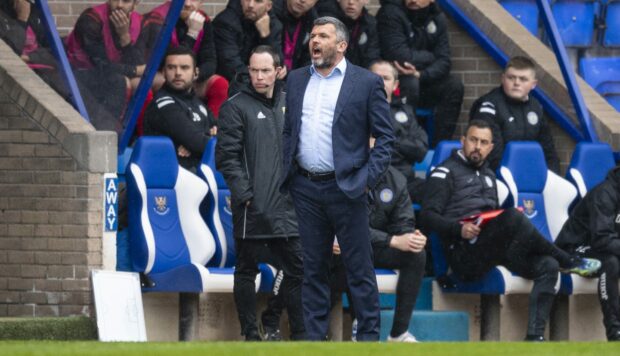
603, 0, 620, 47
551, 0, 597, 47
566, 141, 615, 199
126, 137, 216, 292
579, 57, 620, 111
498, 0, 540, 36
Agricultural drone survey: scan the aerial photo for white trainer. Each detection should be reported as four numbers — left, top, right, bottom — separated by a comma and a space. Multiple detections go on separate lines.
387, 331, 419, 343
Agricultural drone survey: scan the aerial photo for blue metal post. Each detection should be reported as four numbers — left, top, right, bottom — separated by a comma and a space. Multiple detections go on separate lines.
118, 0, 185, 154
35, 0, 90, 121
536, 0, 598, 142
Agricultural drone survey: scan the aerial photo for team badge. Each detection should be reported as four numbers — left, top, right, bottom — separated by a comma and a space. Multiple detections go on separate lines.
527, 111, 539, 125
508, 116, 515, 122
154, 196, 169, 215
380, 188, 393, 203
192, 112, 201, 122
427, 21, 437, 34
359, 33, 368, 45
523, 199, 538, 219
395, 111, 408, 123
224, 196, 232, 215
199, 105, 208, 117
615, 213, 620, 223
485, 176, 493, 188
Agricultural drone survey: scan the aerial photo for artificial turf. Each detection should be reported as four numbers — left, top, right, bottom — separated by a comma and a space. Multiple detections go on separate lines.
0, 341, 619, 356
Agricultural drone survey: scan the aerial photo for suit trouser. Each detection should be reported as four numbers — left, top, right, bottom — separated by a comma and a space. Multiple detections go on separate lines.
233, 237, 305, 339
447, 208, 569, 336
290, 173, 380, 341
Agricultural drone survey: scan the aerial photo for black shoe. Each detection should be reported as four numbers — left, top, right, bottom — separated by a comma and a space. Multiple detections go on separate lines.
608, 330, 620, 341
245, 331, 262, 341
524, 334, 545, 342
263, 328, 283, 341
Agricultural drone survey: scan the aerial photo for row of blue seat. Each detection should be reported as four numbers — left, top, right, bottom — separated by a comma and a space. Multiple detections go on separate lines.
428, 140, 615, 296
580, 57, 620, 112
499, 0, 620, 48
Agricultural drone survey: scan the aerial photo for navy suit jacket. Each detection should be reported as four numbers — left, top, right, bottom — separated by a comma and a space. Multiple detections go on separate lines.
281, 60, 394, 199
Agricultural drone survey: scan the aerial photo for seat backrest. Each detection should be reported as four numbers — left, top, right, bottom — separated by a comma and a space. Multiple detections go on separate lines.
551, 0, 596, 47
603, 1, 620, 47
579, 57, 620, 95
428, 140, 461, 174
127, 136, 215, 274
567, 141, 615, 198
198, 138, 236, 268
499, 0, 540, 36
498, 142, 577, 241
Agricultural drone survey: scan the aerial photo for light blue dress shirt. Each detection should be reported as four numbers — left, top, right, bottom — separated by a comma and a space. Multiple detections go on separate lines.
296, 58, 347, 173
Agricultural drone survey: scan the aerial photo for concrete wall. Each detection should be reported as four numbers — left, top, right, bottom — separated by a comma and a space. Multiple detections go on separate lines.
0, 40, 115, 317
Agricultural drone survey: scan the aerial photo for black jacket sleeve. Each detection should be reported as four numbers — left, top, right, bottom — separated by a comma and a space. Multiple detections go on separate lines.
370, 177, 416, 247
215, 101, 253, 203
376, 6, 413, 65
419, 167, 462, 238
182, 20, 217, 82
588, 187, 620, 253
417, 15, 451, 84
213, 13, 247, 81
538, 118, 561, 174
394, 117, 429, 163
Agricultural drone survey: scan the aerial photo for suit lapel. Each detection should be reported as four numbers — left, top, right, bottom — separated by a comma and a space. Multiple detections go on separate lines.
292, 68, 312, 134
333, 62, 357, 125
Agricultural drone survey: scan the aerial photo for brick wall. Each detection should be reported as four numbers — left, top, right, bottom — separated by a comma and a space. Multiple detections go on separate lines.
0, 40, 115, 317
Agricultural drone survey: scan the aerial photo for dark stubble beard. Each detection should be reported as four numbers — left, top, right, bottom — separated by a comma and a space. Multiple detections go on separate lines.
312, 47, 337, 69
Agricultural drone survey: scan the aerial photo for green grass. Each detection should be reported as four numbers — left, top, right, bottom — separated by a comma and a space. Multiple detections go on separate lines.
0, 317, 96, 340
0, 341, 618, 356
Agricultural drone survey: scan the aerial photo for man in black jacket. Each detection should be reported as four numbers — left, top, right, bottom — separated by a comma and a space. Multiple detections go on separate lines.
376, 0, 463, 144
213, 0, 285, 81
556, 166, 620, 341
316, 0, 380, 68
215, 45, 305, 341
470, 56, 560, 173
273, 0, 318, 71
370, 60, 428, 203
143, 46, 216, 171
420, 119, 601, 341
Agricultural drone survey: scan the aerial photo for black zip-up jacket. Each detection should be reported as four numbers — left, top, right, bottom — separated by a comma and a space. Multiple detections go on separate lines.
316, 0, 380, 68
369, 166, 416, 248
215, 81, 298, 239
420, 150, 498, 246
143, 84, 215, 169
470, 86, 560, 173
389, 98, 428, 178
556, 166, 620, 256
376, 0, 451, 84
273, 0, 316, 70
213, 1, 283, 81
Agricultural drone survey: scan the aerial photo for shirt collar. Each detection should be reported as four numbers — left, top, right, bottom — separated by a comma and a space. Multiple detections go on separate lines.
309, 57, 347, 78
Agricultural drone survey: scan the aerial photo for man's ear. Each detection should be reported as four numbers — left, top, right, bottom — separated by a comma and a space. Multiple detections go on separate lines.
194, 67, 199, 79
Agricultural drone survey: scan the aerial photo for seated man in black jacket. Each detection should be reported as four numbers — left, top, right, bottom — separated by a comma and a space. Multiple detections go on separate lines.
420, 119, 601, 341
143, 46, 216, 171
556, 166, 620, 341
377, 0, 463, 144
370, 60, 428, 203
273, 0, 318, 71
331, 138, 427, 342
216, 45, 304, 341
470, 56, 560, 173
316, 0, 380, 68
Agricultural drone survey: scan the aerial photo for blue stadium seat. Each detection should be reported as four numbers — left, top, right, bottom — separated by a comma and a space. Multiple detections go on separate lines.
498, 0, 540, 36
579, 57, 620, 111
551, 0, 597, 47
126, 136, 216, 292
566, 141, 615, 199
427, 140, 529, 294
603, 0, 620, 47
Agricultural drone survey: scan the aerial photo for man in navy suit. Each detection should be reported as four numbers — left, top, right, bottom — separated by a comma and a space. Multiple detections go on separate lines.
280, 16, 394, 341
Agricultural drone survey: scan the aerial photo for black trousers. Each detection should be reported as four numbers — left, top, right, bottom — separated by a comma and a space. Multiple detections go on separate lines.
398, 74, 464, 145
583, 251, 620, 339
447, 208, 572, 336
233, 237, 305, 339
331, 246, 426, 338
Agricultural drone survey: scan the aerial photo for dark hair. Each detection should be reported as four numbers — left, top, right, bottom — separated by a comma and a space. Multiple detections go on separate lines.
164, 46, 197, 67
249, 45, 282, 68
466, 119, 493, 137
313, 16, 349, 43
505, 56, 536, 76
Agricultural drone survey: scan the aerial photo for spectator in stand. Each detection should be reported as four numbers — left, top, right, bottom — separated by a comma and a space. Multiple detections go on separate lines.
316, 0, 380, 68
377, 0, 463, 144
65, 0, 146, 132
370, 60, 428, 203
556, 165, 620, 341
420, 119, 601, 342
216, 46, 305, 341
143, 46, 215, 171
213, 0, 285, 83
273, 0, 318, 71
140, 0, 229, 117
470, 56, 560, 173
